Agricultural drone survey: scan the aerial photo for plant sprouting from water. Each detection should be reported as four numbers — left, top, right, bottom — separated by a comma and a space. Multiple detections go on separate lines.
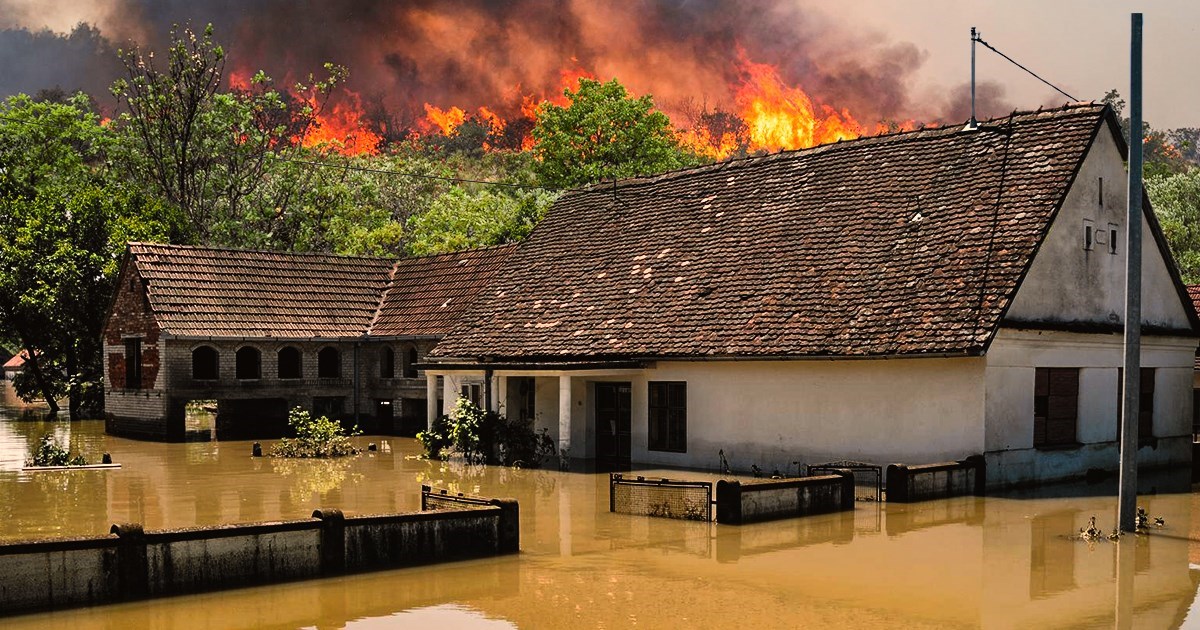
270, 407, 361, 458
26, 434, 88, 467
417, 397, 555, 467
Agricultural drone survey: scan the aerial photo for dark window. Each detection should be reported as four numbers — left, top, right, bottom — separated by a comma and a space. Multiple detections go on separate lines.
235, 347, 261, 380
318, 347, 340, 378
380, 347, 395, 379
278, 346, 302, 380
124, 338, 142, 390
512, 377, 536, 423
192, 346, 219, 380
1117, 368, 1154, 440
648, 381, 687, 453
1034, 368, 1078, 448
460, 383, 482, 408
312, 396, 345, 420
405, 347, 419, 378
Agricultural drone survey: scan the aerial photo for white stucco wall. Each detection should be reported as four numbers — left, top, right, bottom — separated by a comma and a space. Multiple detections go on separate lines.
985, 328, 1194, 487
1004, 126, 1192, 329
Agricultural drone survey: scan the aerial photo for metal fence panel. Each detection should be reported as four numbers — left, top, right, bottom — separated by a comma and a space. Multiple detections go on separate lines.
609, 474, 712, 521
421, 485, 494, 511
807, 462, 882, 502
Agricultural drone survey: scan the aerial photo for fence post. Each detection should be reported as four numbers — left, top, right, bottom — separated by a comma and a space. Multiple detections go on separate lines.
886, 464, 909, 503
490, 498, 521, 554
715, 479, 742, 525
312, 509, 346, 575
836, 471, 856, 511
964, 454, 987, 496
110, 522, 149, 601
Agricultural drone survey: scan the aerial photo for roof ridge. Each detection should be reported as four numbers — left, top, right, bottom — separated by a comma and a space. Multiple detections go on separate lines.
128, 241, 398, 263
563, 102, 1108, 195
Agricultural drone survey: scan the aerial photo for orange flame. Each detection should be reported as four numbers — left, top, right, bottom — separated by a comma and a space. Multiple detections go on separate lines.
300, 92, 383, 155
734, 55, 862, 153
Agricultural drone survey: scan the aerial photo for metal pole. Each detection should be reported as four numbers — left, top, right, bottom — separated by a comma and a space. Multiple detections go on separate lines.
969, 27, 978, 128
1118, 12, 1143, 534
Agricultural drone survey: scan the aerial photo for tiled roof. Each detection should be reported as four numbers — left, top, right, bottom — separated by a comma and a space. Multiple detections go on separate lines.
371, 244, 516, 337
433, 104, 1112, 360
130, 243, 395, 338
2, 351, 27, 370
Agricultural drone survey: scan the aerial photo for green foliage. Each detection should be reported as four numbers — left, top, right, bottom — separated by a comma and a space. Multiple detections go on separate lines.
532, 78, 700, 188
405, 186, 557, 255
1148, 168, 1200, 283
27, 435, 88, 467
0, 93, 174, 415
270, 407, 361, 458
417, 398, 555, 467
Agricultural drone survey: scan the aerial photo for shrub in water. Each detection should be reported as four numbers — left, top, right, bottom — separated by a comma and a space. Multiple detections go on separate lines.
27, 435, 88, 466
418, 398, 556, 468
270, 407, 361, 458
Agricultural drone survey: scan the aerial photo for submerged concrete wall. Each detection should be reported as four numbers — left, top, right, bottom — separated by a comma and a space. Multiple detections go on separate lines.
886, 456, 985, 503
715, 473, 855, 525
0, 500, 519, 616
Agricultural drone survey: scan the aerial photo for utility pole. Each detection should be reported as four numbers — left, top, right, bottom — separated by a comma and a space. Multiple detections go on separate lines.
968, 27, 979, 130
1118, 12, 1143, 534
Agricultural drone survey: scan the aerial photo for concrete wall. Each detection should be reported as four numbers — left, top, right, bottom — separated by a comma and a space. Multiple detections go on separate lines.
0, 501, 519, 616
984, 328, 1195, 487
885, 456, 985, 503
715, 473, 855, 524
1004, 126, 1193, 330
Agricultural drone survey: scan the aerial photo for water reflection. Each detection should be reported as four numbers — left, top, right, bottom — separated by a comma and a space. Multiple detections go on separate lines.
1, 384, 1199, 628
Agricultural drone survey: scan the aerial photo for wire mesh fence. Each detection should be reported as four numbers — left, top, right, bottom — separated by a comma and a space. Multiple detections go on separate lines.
421, 485, 494, 511
609, 474, 713, 521
806, 462, 882, 502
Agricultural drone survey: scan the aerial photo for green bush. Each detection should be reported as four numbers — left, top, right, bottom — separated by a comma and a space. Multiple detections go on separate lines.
270, 407, 361, 458
418, 397, 556, 468
27, 435, 88, 466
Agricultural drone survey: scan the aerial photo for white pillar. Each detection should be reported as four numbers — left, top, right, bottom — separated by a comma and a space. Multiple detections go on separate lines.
496, 375, 507, 414
558, 375, 572, 455
426, 374, 439, 430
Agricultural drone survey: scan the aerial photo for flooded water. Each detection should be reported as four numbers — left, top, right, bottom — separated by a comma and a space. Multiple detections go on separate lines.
2, 385, 1200, 629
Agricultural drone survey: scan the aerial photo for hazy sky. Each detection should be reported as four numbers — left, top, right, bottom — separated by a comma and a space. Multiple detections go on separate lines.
808, 0, 1199, 128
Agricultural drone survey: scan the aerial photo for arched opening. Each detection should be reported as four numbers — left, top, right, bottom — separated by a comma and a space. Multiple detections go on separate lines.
318, 347, 341, 378
405, 347, 419, 378
380, 346, 395, 379
235, 347, 261, 380
192, 346, 219, 380
278, 346, 302, 380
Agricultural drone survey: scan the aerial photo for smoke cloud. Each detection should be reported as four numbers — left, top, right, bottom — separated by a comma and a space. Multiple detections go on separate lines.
0, 0, 1015, 124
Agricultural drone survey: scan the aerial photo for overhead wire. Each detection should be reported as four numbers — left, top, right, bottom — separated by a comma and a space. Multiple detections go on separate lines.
973, 34, 1078, 102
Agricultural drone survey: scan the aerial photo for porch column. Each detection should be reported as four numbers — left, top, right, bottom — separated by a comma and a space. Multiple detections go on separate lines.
425, 374, 439, 430
558, 375, 572, 456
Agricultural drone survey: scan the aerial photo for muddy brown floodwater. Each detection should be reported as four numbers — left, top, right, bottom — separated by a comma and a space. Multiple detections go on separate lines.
1, 386, 1200, 629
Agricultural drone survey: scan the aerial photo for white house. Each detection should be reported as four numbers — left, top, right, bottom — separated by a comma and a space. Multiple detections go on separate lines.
423, 104, 1198, 489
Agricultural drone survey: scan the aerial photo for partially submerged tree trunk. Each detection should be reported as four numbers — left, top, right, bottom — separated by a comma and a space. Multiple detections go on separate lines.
21, 348, 59, 414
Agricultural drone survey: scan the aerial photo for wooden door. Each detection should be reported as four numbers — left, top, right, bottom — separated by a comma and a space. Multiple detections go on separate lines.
595, 382, 632, 471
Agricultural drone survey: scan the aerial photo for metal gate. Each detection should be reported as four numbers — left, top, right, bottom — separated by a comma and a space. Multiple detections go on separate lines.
806, 461, 882, 502
609, 474, 713, 521
421, 485, 494, 511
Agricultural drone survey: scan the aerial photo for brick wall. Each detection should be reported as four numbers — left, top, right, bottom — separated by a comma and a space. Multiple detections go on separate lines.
104, 261, 163, 391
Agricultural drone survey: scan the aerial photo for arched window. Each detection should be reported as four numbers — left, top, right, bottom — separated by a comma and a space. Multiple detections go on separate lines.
192, 346, 219, 380
235, 347, 261, 380
278, 346, 302, 380
380, 346, 395, 379
318, 347, 341, 378
405, 347, 419, 378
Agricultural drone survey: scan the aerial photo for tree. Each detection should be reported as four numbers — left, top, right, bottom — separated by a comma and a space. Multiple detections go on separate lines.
1147, 168, 1200, 283
531, 78, 698, 188
111, 24, 348, 247
0, 93, 174, 417
405, 186, 557, 255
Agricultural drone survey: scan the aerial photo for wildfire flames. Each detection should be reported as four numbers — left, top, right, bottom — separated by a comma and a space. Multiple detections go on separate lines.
230, 52, 915, 161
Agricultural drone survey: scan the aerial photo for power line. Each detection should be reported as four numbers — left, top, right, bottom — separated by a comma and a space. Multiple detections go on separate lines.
973, 34, 1078, 102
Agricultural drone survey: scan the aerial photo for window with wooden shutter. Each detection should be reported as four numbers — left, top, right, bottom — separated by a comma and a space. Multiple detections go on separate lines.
1034, 368, 1078, 448
124, 338, 142, 390
648, 381, 687, 453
